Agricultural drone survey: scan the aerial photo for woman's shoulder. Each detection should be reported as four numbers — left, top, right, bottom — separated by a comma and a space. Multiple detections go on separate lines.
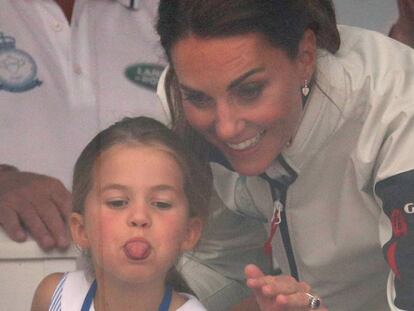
31, 272, 65, 311
334, 25, 413, 75
314, 25, 414, 114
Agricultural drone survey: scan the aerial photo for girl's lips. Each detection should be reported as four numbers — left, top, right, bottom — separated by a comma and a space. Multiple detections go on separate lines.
225, 129, 266, 151
124, 238, 151, 260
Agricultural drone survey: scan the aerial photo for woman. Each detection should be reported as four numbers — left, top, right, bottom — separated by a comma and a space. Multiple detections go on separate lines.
156, 1, 414, 310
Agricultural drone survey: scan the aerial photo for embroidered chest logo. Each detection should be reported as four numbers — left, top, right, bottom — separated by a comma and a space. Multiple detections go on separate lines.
404, 203, 414, 214
125, 63, 165, 91
0, 32, 42, 93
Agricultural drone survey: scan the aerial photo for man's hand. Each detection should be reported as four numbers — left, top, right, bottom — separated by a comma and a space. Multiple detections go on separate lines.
389, 0, 414, 48
0, 170, 71, 251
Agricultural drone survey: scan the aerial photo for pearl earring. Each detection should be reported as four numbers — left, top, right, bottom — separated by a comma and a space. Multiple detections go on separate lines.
302, 79, 310, 97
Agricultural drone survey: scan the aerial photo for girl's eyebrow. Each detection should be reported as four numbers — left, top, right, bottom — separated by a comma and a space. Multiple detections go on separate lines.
150, 184, 179, 192
100, 184, 128, 192
178, 67, 265, 94
99, 183, 178, 192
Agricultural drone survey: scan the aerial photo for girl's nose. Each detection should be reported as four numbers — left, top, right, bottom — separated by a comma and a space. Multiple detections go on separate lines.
127, 204, 152, 228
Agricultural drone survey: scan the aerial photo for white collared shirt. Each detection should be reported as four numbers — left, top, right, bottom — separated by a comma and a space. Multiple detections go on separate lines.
0, 0, 168, 188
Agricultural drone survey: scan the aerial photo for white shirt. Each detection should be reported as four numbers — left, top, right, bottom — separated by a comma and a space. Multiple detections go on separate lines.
50, 271, 207, 311
0, 0, 168, 188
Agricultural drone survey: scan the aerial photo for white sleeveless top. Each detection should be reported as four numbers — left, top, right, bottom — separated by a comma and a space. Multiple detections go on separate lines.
49, 270, 207, 311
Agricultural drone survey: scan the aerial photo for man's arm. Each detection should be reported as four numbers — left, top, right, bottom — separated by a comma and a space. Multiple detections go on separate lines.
0, 166, 71, 250
389, 0, 414, 48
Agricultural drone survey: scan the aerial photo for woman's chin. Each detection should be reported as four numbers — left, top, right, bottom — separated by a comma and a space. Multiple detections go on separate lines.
228, 158, 271, 176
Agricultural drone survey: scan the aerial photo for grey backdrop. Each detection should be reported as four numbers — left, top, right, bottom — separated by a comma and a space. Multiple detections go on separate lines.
334, 0, 398, 34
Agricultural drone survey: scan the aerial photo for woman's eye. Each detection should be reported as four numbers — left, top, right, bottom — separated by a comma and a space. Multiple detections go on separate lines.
152, 201, 172, 209
182, 91, 213, 108
237, 83, 264, 101
106, 199, 128, 209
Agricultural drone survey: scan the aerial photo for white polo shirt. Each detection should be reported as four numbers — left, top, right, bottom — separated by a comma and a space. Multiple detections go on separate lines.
0, 0, 168, 188
0, 1, 167, 310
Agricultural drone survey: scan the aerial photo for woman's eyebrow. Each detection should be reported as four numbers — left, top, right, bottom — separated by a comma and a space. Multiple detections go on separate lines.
179, 83, 200, 94
178, 67, 265, 94
227, 67, 265, 90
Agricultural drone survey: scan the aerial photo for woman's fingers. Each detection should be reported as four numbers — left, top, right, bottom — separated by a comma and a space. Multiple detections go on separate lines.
245, 264, 325, 310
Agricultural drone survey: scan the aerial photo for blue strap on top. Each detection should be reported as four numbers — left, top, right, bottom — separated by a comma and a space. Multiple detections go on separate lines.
80, 280, 97, 311
158, 284, 173, 311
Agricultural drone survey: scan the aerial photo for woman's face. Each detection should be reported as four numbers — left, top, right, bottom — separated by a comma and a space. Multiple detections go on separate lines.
171, 32, 315, 176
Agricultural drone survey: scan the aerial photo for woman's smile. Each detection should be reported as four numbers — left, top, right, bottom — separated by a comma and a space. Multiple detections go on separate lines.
225, 129, 266, 151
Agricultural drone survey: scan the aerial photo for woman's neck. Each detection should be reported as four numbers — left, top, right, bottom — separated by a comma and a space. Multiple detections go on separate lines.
93, 274, 186, 311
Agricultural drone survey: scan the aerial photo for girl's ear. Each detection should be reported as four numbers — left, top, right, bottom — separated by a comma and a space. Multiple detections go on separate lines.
70, 213, 90, 249
180, 217, 203, 252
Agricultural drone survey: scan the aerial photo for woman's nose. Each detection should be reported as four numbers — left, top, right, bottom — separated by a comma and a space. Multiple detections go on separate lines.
214, 101, 245, 140
127, 204, 152, 228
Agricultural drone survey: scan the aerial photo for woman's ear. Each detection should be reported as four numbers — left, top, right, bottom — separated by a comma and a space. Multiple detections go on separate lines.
180, 217, 203, 252
297, 29, 317, 80
70, 213, 90, 249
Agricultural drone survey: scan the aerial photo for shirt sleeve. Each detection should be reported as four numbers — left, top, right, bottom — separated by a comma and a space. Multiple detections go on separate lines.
359, 42, 414, 310
375, 171, 414, 310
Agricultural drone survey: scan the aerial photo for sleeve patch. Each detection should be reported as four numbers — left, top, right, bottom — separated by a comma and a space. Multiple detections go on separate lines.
375, 170, 414, 310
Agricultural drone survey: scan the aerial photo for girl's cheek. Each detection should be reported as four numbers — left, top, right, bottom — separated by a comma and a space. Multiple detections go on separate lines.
99, 215, 118, 237
88, 214, 117, 241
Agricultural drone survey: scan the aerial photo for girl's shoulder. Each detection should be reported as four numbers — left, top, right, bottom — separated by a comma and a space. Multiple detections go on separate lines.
31, 272, 65, 311
176, 293, 207, 311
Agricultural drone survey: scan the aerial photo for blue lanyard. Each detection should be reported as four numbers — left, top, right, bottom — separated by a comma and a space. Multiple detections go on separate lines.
80, 281, 173, 311
158, 284, 173, 311
80, 280, 97, 311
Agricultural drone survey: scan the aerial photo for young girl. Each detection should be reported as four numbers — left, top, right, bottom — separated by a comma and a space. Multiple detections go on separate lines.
31, 116, 212, 311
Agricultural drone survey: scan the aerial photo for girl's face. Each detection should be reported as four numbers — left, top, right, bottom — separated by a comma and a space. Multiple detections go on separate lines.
71, 144, 201, 284
171, 32, 315, 176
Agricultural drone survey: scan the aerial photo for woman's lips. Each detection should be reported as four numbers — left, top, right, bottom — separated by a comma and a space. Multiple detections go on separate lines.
225, 129, 266, 151
124, 238, 151, 260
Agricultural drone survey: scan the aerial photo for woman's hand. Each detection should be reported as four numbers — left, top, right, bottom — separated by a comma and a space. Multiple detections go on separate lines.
245, 264, 327, 311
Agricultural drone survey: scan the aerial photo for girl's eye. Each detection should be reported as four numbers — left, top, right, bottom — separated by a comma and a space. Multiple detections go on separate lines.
106, 199, 128, 209
152, 201, 172, 209
182, 91, 213, 108
237, 82, 264, 102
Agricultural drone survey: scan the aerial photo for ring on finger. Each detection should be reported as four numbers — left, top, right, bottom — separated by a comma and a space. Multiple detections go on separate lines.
306, 292, 321, 310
